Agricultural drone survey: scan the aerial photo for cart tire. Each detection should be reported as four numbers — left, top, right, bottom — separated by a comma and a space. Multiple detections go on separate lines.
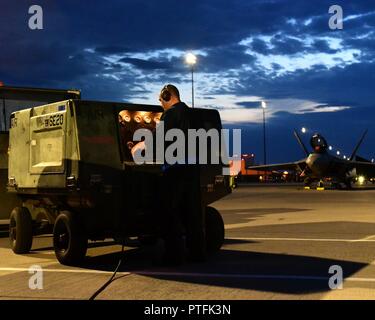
53, 211, 87, 266
205, 206, 225, 253
9, 207, 33, 254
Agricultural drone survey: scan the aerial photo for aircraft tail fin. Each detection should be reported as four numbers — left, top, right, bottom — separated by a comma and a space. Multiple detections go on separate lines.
293, 129, 309, 156
349, 129, 368, 161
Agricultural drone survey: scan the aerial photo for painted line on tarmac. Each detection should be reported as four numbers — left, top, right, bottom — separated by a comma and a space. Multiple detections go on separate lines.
135, 271, 375, 284
225, 222, 257, 230
228, 236, 375, 243
0, 267, 131, 276
345, 277, 375, 283
351, 235, 375, 242
2, 267, 375, 284
0, 268, 338, 282
136, 271, 329, 281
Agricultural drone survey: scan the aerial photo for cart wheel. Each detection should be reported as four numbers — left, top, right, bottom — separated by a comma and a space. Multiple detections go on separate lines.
53, 211, 87, 266
9, 207, 33, 254
205, 206, 225, 253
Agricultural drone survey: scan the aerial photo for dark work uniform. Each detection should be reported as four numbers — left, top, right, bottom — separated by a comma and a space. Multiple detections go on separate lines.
159, 102, 206, 264
160, 102, 189, 142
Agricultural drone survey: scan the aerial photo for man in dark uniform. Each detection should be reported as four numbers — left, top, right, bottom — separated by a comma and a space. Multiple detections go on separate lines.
157, 84, 206, 265
131, 84, 206, 265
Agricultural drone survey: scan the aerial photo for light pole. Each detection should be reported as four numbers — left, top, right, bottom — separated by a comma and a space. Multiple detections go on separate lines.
261, 101, 267, 165
0, 82, 5, 131
185, 53, 197, 108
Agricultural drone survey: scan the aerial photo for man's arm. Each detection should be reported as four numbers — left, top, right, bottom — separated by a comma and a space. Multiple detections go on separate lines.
130, 141, 146, 159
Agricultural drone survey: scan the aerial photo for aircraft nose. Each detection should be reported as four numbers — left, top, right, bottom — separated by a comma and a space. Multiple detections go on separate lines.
307, 155, 330, 174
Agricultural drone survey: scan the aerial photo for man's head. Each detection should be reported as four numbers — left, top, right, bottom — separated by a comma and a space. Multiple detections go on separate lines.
159, 84, 180, 110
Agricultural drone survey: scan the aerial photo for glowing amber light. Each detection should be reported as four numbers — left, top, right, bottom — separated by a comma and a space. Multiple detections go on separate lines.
144, 115, 151, 124
134, 115, 142, 123
154, 116, 160, 124
119, 111, 131, 123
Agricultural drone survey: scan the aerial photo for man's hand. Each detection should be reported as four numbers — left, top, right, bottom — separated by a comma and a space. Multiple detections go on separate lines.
131, 141, 146, 159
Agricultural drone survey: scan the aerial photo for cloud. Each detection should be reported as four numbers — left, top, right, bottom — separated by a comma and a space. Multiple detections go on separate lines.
236, 101, 262, 109
119, 57, 171, 70
2, 0, 375, 161
94, 46, 137, 54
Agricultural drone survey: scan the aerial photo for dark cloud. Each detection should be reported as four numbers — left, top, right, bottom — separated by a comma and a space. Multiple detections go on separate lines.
1, 0, 375, 161
197, 44, 254, 72
343, 34, 375, 55
94, 46, 137, 54
250, 39, 270, 55
238, 62, 375, 108
200, 104, 227, 111
298, 108, 316, 113
315, 104, 331, 109
249, 35, 341, 57
236, 101, 261, 109
311, 40, 338, 53
119, 57, 171, 70
201, 96, 216, 100
270, 36, 306, 55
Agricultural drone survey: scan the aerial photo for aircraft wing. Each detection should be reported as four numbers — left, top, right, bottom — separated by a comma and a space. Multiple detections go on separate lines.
349, 161, 375, 177
248, 160, 306, 172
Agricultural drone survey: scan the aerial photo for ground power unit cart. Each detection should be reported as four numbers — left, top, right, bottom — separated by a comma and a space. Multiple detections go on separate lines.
7, 99, 232, 265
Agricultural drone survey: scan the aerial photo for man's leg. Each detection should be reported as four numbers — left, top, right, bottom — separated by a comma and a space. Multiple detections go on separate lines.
185, 167, 206, 262
161, 168, 186, 265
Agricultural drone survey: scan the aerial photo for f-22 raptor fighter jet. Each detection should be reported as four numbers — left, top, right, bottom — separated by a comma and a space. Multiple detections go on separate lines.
248, 130, 375, 189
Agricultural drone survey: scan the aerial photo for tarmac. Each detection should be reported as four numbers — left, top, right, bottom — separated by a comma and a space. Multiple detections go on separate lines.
1, 183, 375, 300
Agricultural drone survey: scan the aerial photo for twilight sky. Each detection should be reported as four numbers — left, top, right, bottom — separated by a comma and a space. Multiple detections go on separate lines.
1, 0, 375, 163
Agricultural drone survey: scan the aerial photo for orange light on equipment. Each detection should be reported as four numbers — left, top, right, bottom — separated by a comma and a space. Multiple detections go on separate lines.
134, 114, 142, 123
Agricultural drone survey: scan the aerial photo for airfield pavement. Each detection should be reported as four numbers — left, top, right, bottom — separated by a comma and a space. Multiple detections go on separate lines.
1, 183, 375, 300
